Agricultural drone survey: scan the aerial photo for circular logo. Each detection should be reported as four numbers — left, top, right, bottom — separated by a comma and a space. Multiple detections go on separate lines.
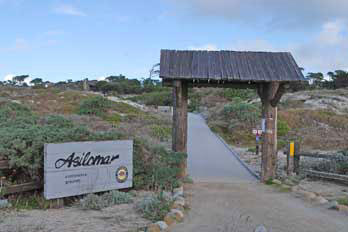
116, 166, 128, 183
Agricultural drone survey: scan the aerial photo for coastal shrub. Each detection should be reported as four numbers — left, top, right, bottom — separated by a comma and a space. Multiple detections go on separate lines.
136, 192, 173, 222
80, 190, 133, 210
220, 89, 256, 101
223, 101, 259, 123
78, 96, 112, 117
277, 119, 290, 137
133, 140, 186, 191
149, 125, 171, 141
0, 102, 123, 181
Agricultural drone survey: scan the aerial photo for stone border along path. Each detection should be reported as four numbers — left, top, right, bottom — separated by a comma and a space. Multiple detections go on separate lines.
142, 186, 186, 232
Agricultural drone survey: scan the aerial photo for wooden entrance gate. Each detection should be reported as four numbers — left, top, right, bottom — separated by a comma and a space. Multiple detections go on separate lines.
160, 50, 306, 182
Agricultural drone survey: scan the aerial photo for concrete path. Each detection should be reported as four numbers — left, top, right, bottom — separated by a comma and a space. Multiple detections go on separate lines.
187, 113, 255, 182
172, 113, 348, 232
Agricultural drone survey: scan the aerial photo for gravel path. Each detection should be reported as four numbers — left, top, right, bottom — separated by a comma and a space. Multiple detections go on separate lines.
173, 113, 348, 232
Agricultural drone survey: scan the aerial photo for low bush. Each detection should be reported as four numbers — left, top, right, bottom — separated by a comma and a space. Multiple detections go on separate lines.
80, 190, 133, 210
220, 89, 256, 101
277, 119, 290, 137
223, 101, 260, 123
136, 192, 173, 222
78, 96, 112, 117
0, 102, 123, 182
128, 91, 172, 106
133, 140, 186, 191
149, 125, 171, 141
0, 101, 186, 194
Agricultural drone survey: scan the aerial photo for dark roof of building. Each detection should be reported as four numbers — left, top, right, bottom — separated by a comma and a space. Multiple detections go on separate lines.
160, 50, 305, 82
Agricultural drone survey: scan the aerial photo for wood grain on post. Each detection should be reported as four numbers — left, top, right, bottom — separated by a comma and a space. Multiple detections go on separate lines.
258, 82, 284, 182
172, 80, 188, 178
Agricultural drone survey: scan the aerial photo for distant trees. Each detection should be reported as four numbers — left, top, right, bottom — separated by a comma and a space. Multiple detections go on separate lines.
13, 75, 29, 86
304, 70, 348, 90
30, 78, 43, 86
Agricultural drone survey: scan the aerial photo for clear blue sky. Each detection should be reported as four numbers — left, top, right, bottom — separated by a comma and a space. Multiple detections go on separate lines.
1, 0, 347, 83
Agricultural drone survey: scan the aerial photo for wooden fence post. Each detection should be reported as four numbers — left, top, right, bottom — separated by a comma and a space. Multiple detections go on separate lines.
294, 143, 301, 175
172, 80, 188, 178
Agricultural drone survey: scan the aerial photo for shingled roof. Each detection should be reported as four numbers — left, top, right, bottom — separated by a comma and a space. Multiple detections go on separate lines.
160, 50, 305, 82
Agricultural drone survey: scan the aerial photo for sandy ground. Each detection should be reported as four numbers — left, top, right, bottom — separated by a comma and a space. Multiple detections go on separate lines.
173, 182, 348, 232
0, 201, 149, 232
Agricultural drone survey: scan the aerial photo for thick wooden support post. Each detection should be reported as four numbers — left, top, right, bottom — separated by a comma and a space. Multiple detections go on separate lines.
258, 82, 285, 182
172, 80, 188, 178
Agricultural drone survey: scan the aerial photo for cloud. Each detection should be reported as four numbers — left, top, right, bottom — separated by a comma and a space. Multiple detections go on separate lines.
188, 44, 218, 51
169, 0, 348, 29
226, 20, 348, 73
54, 4, 86, 16
4, 74, 14, 82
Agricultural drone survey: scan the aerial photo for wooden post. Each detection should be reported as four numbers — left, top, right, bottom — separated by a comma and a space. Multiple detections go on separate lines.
172, 80, 188, 178
293, 143, 301, 175
258, 82, 285, 182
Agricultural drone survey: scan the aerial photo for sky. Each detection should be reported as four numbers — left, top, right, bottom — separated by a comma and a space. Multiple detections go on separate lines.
0, 0, 347, 83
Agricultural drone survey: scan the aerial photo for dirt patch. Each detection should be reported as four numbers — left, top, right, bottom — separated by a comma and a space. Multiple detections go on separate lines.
0, 193, 151, 232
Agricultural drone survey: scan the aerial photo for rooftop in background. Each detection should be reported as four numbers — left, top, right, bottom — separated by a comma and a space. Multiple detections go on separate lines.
160, 50, 306, 83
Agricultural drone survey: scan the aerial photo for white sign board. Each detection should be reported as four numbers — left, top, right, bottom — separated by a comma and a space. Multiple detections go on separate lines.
252, 129, 263, 135
44, 140, 133, 200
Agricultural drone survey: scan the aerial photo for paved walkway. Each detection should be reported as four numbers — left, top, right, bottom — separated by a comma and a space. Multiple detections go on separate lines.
172, 113, 348, 232
187, 113, 255, 182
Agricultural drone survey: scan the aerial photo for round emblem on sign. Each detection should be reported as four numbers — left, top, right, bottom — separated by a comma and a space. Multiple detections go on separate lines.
116, 166, 128, 183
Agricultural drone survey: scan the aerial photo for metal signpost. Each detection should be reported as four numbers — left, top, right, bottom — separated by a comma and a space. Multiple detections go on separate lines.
44, 140, 133, 200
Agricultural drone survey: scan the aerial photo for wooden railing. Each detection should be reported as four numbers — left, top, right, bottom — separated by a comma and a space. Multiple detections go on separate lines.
286, 149, 348, 184
0, 159, 41, 195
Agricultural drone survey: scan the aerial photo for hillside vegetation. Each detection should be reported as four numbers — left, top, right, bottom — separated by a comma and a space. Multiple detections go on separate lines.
192, 88, 348, 151
0, 86, 184, 195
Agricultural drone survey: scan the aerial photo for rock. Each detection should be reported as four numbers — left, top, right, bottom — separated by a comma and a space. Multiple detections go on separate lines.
164, 213, 176, 226
173, 186, 184, 198
338, 205, 348, 215
272, 179, 282, 185
170, 209, 184, 222
302, 191, 317, 201
291, 186, 299, 192
328, 201, 339, 210
314, 196, 329, 205
155, 221, 168, 231
283, 179, 296, 186
147, 224, 161, 232
171, 203, 185, 212
174, 197, 185, 207
254, 225, 268, 232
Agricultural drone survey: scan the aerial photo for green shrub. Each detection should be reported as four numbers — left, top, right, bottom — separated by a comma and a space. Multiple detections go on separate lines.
337, 197, 348, 206
78, 96, 112, 117
150, 125, 171, 141
80, 193, 107, 210
105, 113, 122, 125
133, 140, 187, 191
221, 89, 256, 101
136, 192, 173, 222
80, 190, 133, 210
223, 101, 260, 123
277, 119, 290, 137
103, 190, 133, 205
0, 102, 123, 181
129, 91, 172, 106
